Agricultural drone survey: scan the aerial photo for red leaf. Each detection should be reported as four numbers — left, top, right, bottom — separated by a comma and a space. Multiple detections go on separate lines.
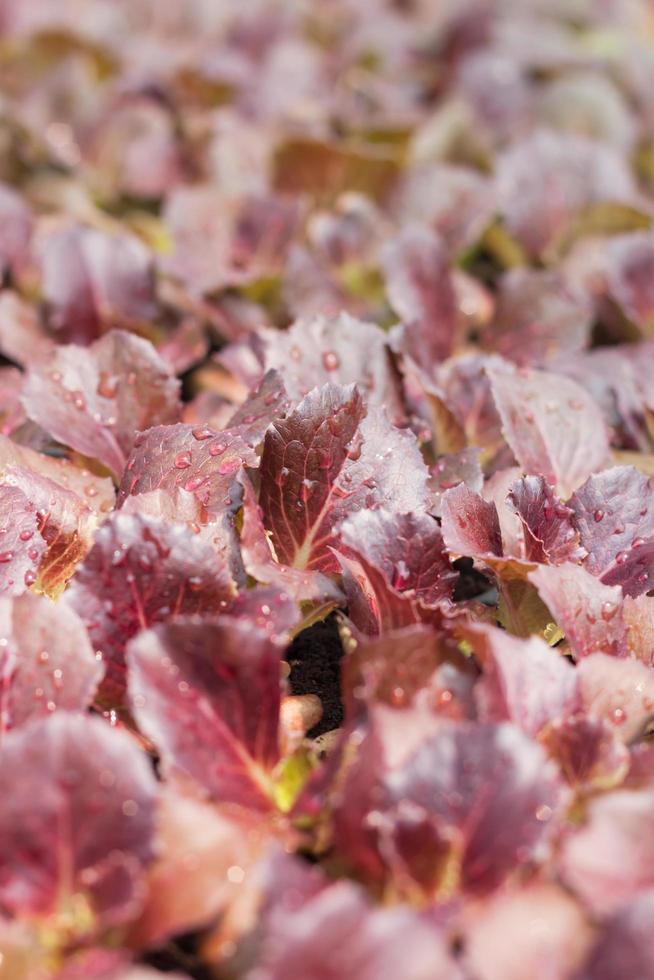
569, 466, 654, 597
469, 624, 579, 738
507, 475, 585, 565
67, 513, 237, 705
530, 563, 628, 660
495, 130, 639, 258
429, 448, 483, 519
118, 423, 258, 517
38, 223, 157, 342
337, 509, 457, 608
23, 331, 181, 478
239, 474, 343, 605
579, 892, 654, 980
487, 361, 610, 498
259, 384, 428, 572
128, 616, 283, 810
441, 484, 503, 559
262, 313, 406, 424
252, 859, 460, 980
226, 369, 291, 447
482, 268, 593, 366
0, 183, 33, 282
0, 292, 54, 368
0, 484, 46, 596
0, 713, 156, 922
162, 186, 298, 295
462, 882, 592, 980
382, 225, 459, 371
0, 593, 102, 735
560, 789, 654, 914
384, 723, 561, 895
577, 653, 654, 744
605, 232, 654, 331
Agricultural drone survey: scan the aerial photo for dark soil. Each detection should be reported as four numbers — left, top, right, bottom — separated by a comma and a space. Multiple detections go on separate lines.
286, 613, 344, 737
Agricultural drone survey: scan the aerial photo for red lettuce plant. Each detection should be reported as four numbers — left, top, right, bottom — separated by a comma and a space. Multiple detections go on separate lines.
3, 2, 654, 977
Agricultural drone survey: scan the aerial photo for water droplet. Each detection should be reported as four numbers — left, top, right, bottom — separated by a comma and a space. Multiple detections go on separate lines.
390, 686, 406, 706
536, 804, 553, 822
97, 372, 118, 398
174, 451, 192, 469
301, 479, 315, 502
227, 865, 245, 884
192, 427, 213, 441
615, 551, 629, 565
24, 569, 36, 587
275, 466, 291, 486
38, 651, 49, 664
611, 707, 627, 725
593, 509, 604, 523
19, 530, 33, 541
632, 537, 645, 549
0, 551, 14, 564
392, 560, 410, 590
347, 440, 362, 462
436, 689, 453, 708
209, 442, 227, 456
601, 602, 617, 622
184, 476, 207, 493
322, 350, 340, 371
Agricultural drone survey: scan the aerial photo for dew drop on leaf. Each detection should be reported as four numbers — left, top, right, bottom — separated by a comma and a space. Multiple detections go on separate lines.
322, 350, 340, 371
174, 451, 192, 469
192, 427, 213, 441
